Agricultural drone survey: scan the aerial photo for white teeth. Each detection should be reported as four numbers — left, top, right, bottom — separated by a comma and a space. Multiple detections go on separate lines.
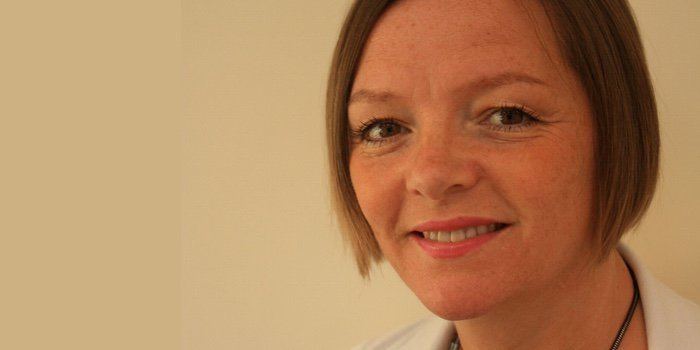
450, 230, 466, 242
465, 226, 477, 239
422, 224, 503, 242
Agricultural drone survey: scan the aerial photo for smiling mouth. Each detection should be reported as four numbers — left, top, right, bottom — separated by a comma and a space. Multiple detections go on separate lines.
412, 223, 510, 243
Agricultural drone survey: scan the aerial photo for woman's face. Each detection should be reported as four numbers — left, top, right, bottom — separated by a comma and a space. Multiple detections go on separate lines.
348, 0, 598, 320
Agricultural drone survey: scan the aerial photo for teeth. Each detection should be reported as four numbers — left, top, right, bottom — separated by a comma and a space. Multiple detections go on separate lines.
422, 224, 504, 243
465, 226, 477, 239
450, 230, 466, 242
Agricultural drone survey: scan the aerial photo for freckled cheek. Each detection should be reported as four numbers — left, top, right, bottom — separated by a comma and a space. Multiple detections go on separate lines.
495, 147, 592, 229
349, 157, 405, 239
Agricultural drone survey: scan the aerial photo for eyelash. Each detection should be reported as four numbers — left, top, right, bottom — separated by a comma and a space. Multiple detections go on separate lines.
350, 116, 403, 147
486, 103, 542, 133
350, 103, 542, 147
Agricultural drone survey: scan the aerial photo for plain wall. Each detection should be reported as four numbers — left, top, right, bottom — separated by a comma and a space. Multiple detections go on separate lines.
183, 0, 700, 349
2, 1, 180, 349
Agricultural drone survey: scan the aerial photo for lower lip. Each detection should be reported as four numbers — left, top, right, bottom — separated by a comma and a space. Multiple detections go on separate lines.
411, 229, 503, 259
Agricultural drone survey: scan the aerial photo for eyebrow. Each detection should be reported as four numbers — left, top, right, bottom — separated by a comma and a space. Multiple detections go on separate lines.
348, 71, 548, 105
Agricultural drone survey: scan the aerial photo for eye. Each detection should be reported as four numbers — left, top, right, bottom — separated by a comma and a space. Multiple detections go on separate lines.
351, 117, 406, 146
485, 104, 542, 132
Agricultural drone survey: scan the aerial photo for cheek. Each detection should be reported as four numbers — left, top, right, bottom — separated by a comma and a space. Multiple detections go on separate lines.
348, 154, 405, 239
493, 131, 595, 242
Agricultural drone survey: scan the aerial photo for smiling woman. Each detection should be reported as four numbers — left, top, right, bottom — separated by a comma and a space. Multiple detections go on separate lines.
326, 0, 700, 349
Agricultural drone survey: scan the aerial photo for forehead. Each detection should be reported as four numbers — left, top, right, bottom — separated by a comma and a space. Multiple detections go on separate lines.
353, 0, 569, 96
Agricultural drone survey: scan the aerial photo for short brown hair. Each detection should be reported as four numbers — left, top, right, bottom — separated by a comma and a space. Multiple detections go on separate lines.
326, 0, 659, 278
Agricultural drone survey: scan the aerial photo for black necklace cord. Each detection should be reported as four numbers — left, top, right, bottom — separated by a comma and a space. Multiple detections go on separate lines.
449, 260, 641, 350
609, 260, 640, 350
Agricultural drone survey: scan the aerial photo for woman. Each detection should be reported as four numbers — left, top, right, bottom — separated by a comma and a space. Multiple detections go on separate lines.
326, 0, 700, 349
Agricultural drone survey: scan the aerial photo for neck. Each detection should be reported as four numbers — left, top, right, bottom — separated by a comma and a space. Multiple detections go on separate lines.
453, 249, 647, 350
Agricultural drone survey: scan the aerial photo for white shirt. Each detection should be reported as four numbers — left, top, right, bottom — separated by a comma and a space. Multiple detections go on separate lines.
353, 244, 700, 349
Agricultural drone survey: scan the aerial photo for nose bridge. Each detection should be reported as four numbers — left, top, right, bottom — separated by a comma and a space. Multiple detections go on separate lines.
416, 127, 457, 166
406, 122, 481, 200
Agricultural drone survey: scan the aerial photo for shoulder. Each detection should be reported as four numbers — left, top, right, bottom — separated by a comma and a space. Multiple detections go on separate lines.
618, 244, 700, 349
351, 316, 454, 350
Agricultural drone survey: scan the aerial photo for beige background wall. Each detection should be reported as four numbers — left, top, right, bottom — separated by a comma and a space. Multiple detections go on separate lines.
2, 1, 180, 349
183, 1, 700, 349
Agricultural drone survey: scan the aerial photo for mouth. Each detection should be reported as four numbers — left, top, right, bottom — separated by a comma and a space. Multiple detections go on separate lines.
409, 223, 511, 259
411, 223, 510, 243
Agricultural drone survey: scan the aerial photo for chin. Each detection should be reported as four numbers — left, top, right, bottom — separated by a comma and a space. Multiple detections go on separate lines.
414, 284, 501, 321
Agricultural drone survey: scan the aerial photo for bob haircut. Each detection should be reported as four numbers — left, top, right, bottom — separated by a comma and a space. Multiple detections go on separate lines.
326, 0, 659, 278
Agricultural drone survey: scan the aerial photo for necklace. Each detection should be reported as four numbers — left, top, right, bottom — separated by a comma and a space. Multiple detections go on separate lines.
448, 261, 640, 350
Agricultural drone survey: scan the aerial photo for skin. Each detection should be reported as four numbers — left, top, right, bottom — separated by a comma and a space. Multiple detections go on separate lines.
347, 0, 647, 349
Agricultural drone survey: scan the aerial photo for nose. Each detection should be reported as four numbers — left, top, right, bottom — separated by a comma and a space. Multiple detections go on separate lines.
405, 133, 482, 202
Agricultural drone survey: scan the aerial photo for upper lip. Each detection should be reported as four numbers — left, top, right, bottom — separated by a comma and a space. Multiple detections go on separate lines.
411, 216, 507, 232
